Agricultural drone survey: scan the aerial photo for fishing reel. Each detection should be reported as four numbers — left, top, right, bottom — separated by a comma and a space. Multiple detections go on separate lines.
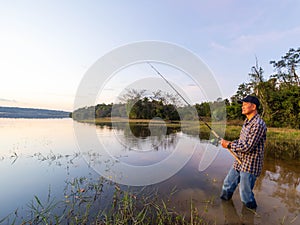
209, 138, 220, 147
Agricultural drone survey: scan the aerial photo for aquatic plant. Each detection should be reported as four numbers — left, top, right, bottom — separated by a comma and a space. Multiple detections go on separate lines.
1, 177, 211, 224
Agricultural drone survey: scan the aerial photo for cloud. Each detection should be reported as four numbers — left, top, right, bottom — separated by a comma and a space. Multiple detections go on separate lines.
210, 41, 231, 52
103, 88, 115, 91
0, 98, 17, 103
211, 26, 300, 54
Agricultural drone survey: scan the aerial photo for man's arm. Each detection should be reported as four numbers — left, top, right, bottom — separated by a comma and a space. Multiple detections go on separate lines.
231, 123, 266, 153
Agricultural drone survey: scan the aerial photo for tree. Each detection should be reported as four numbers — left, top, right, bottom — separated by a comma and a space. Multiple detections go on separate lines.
72, 106, 95, 120
248, 57, 265, 95
95, 104, 112, 117
247, 58, 271, 118
119, 89, 182, 120
230, 83, 252, 103
267, 48, 300, 128
195, 102, 210, 117
270, 47, 300, 85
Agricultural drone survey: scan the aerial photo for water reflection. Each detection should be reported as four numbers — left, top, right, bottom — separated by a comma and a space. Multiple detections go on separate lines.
221, 200, 256, 225
93, 123, 181, 166
261, 159, 300, 214
0, 119, 299, 224
113, 122, 179, 152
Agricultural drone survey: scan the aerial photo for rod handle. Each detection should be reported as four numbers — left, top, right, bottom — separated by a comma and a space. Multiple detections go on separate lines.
228, 148, 242, 164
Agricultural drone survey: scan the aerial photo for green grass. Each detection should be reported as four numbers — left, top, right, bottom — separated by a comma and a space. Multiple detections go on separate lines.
223, 124, 300, 141
2, 178, 211, 225
223, 125, 300, 159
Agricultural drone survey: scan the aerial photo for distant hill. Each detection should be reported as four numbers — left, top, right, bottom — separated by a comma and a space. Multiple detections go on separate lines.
0, 106, 70, 118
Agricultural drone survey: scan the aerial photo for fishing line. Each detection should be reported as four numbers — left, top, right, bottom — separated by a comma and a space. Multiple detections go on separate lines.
147, 62, 241, 164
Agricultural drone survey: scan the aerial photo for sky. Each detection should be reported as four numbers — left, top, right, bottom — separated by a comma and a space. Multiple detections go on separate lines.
0, 0, 300, 111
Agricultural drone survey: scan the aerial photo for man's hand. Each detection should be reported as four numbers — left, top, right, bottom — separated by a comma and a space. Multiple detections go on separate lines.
220, 139, 231, 149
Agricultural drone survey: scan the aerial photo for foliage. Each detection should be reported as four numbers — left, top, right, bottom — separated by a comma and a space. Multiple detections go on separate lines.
225, 102, 244, 120
72, 106, 95, 121
72, 47, 300, 129
72, 90, 195, 121
195, 102, 210, 117
95, 103, 113, 118
228, 47, 300, 128
270, 47, 300, 85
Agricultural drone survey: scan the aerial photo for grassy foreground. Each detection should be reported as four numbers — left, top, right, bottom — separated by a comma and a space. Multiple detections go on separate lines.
1, 178, 211, 225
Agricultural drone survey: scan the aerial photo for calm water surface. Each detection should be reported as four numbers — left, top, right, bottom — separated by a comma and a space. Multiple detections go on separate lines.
0, 118, 299, 224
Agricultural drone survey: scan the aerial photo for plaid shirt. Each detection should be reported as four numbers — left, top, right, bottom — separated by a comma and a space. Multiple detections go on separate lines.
231, 113, 267, 177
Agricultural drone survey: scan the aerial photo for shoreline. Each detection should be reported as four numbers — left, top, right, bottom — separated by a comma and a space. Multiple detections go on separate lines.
74, 117, 300, 160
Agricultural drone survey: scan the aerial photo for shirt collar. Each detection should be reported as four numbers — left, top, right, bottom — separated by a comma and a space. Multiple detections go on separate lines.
245, 113, 259, 125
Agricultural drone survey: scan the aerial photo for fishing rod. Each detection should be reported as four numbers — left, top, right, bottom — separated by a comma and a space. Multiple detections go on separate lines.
147, 62, 241, 164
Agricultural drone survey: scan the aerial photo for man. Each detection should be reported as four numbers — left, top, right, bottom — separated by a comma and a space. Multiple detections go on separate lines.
220, 95, 267, 209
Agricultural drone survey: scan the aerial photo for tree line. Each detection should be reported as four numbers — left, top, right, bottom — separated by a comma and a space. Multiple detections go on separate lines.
72, 90, 196, 121
72, 47, 300, 129
229, 47, 300, 128
72, 89, 226, 122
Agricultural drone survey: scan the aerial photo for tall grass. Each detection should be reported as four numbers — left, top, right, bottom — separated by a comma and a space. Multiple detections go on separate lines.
223, 125, 300, 159
1, 178, 211, 225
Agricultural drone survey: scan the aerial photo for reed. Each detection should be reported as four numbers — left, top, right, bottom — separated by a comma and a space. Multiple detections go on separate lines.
1, 178, 211, 225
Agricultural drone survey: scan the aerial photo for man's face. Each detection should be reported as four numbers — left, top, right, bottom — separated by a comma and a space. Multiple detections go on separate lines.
241, 102, 256, 115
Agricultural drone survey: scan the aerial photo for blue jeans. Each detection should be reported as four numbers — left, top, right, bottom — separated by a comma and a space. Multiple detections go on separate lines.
220, 166, 257, 209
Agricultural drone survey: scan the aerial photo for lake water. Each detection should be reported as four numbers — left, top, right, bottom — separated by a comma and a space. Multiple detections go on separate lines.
0, 118, 299, 224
